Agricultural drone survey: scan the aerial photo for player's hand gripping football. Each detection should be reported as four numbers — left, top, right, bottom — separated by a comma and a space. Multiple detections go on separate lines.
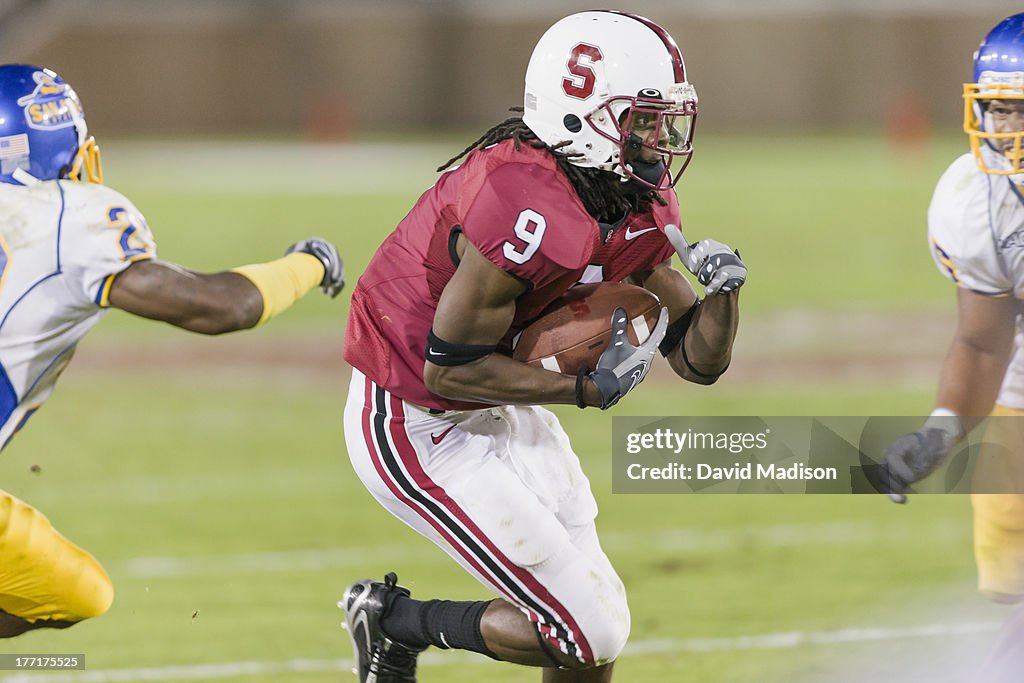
878, 414, 964, 504
285, 237, 345, 298
664, 225, 746, 296
579, 306, 669, 410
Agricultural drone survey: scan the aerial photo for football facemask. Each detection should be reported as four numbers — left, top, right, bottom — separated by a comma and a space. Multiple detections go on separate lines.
964, 84, 1024, 176
587, 89, 697, 190
68, 136, 103, 183
963, 13, 1024, 177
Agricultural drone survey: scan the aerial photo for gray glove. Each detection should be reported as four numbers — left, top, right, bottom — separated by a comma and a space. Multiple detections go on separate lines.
880, 414, 964, 504
582, 306, 669, 410
285, 237, 345, 298
684, 239, 746, 295
663, 226, 746, 296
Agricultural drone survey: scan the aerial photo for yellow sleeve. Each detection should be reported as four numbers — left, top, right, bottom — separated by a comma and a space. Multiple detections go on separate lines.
231, 252, 325, 325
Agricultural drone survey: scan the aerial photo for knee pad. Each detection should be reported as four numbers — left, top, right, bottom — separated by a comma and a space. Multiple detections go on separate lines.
546, 569, 630, 667
527, 534, 631, 667
0, 492, 113, 623
579, 595, 631, 665
57, 556, 114, 622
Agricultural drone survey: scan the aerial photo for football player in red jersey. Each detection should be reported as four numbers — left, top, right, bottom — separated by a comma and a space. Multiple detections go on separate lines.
339, 11, 745, 682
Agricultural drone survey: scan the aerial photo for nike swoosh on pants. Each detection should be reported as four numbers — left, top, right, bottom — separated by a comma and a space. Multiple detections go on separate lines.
430, 424, 457, 445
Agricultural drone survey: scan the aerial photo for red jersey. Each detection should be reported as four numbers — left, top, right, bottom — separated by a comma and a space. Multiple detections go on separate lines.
344, 139, 679, 410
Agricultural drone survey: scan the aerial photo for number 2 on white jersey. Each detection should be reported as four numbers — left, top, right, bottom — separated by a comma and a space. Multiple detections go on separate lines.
502, 209, 546, 265
108, 207, 152, 262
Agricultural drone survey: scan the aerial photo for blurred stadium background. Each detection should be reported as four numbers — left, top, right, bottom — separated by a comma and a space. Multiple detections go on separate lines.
0, 0, 1011, 136
0, 1, 1018, 681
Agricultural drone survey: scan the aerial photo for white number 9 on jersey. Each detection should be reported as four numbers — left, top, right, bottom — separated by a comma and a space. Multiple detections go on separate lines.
502, 209, 547, 265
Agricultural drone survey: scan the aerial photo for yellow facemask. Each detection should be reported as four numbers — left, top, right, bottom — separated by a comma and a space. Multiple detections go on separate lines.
67, 136, 103, 184
963, 82, 1024, 176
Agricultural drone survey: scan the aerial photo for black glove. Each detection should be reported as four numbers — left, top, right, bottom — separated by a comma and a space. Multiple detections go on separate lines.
578, 307, 669, 409
879, 414, 963, 503
285, 237, 345, 298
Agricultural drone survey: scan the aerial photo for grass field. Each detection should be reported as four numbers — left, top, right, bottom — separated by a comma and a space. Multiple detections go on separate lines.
0, 132, 1009, 682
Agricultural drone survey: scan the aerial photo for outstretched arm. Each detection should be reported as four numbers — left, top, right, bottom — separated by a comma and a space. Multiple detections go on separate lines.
108, 260, 266, 334
108, 238, 345, 335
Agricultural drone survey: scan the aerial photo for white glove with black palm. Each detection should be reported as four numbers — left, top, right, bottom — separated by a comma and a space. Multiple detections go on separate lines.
664, 225, 746, 296
285, 237, 345, 298
578, 307, 669, 410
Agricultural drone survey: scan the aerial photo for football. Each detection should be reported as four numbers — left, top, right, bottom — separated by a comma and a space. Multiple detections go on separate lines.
512, 282, 662, 375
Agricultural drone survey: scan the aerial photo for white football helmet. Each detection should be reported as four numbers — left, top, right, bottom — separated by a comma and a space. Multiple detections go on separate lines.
523, 10, 697, 190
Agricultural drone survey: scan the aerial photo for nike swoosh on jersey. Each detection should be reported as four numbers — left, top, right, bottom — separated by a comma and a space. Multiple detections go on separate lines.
624, 226, 658, 240
430, 424, 457, 445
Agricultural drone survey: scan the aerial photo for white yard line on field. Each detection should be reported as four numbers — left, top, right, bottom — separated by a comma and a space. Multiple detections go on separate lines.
111, 519, 968, 580
0, 621, 999, 683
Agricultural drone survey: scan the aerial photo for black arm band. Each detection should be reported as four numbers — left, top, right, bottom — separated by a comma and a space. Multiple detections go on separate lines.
658, 300, 701, 357
425, 330, 496, 366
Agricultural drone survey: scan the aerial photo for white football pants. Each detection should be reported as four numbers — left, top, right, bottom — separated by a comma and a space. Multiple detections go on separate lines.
344, 368, 630, 665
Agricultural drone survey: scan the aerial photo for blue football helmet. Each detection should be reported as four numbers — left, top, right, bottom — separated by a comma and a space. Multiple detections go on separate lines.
963, 13, 1024, 177
0, 64, 101, 185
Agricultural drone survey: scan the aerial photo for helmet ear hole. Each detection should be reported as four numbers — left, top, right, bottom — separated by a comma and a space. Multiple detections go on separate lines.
563, 114, 582, 133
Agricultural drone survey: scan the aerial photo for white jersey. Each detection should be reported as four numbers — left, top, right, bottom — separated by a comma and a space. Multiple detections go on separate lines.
0, 179, 155, 447
928, 152, 1024, 408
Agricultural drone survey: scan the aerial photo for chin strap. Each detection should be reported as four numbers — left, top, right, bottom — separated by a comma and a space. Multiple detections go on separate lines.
621, 132, 668, 185
11, 168, 39, 185
626, 158, 667, 187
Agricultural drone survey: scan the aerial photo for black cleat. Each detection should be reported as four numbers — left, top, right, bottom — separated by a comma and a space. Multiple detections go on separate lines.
339, 572, 424, 683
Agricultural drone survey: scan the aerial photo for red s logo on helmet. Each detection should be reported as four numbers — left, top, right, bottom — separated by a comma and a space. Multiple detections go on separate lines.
561, 43, 603, 100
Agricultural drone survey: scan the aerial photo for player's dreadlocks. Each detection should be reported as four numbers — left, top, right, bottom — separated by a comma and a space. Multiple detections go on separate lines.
438, 108, 665, 224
